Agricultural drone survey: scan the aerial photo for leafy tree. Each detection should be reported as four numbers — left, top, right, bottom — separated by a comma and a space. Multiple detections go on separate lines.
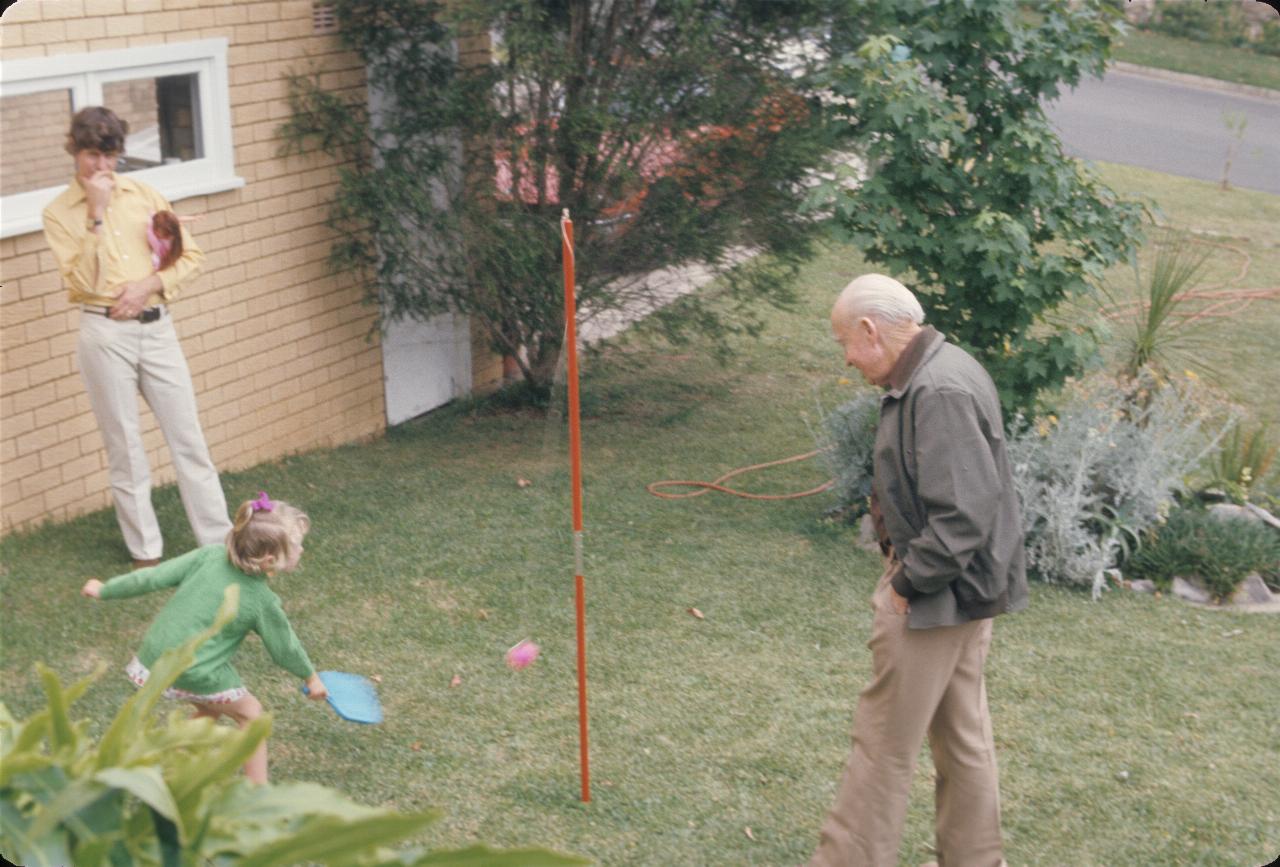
282, 0, 835, 395
817, 0, 1144, 414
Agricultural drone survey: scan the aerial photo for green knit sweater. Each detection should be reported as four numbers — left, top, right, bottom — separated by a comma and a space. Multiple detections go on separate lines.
100, 544, 315, 695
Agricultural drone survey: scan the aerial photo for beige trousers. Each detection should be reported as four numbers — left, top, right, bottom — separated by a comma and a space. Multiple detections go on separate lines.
77, 310, 231, 560
809, 562, 1004, 867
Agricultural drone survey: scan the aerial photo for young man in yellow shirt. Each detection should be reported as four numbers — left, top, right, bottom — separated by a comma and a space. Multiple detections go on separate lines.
42, 106, 230, 568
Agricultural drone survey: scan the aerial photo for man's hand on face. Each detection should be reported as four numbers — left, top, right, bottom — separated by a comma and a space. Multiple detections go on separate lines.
85, 169, 115, 217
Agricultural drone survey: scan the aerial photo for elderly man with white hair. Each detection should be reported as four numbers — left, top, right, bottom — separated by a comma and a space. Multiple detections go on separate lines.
809, 273, 1028, 867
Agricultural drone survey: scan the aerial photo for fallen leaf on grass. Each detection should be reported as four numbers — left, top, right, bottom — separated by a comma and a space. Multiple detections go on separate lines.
370, 674, 382, 684
517, 477, 533, 488
744, 826, 756, 841
449, 674, 462, 688
411, 742, 422, 751
477, 609, 490, 621
687, 607, 704, 620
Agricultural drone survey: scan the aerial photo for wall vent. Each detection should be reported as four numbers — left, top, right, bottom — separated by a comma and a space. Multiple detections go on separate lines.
312, 3, 338, 34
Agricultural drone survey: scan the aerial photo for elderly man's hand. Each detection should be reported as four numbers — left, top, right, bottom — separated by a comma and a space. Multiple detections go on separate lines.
887, 585, 910, 615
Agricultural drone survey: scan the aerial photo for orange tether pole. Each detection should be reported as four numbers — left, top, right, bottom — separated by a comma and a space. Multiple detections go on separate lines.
562, 210, 591, 803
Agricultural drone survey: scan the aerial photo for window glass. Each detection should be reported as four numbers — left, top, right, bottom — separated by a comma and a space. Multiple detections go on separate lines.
0, 89, 74, 196
103, 73, 203, 172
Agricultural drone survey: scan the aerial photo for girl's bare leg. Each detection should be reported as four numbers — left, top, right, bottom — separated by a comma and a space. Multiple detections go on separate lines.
190, 693, 268, 784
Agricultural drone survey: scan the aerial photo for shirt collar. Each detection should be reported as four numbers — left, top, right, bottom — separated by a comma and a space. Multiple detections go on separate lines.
884, 325, 943, 399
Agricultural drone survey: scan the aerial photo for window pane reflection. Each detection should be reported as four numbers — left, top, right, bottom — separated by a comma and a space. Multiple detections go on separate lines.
104, 73, 202, 172
0, 89, 74, 196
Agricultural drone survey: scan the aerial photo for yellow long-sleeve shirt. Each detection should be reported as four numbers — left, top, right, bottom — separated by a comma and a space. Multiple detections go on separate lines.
41, 173, 205, 306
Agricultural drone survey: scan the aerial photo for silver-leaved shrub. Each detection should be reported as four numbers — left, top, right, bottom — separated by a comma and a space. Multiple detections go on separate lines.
810, 390, 881, 520
1008, 372, 1231, 596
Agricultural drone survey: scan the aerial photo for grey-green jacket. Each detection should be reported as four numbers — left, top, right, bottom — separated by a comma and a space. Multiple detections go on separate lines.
875, 328, 1029, 628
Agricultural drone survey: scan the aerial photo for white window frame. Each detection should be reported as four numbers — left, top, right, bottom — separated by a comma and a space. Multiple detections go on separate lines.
0, 38, 244, 239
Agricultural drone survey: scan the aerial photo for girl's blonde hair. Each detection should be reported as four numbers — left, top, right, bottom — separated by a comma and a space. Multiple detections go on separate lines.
226, 494, 310, 576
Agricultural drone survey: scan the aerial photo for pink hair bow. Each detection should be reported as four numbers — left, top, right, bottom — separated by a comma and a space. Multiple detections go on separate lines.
250, 491, 275, 513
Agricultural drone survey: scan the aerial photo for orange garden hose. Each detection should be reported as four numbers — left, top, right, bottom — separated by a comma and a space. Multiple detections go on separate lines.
647, 449, 834, 500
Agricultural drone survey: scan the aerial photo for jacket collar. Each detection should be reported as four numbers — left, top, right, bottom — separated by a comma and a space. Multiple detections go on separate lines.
883, 325, 944, 400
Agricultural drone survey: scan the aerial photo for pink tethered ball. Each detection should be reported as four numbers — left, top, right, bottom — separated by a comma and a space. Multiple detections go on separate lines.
505, 639, 540, 670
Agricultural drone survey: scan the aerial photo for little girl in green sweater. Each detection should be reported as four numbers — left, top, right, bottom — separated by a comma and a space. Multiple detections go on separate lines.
82, 492, 327, 784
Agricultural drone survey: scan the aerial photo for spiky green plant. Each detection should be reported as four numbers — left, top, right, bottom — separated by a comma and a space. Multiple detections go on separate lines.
1209, 422, 1279, 504
1109, 227, 1216, 381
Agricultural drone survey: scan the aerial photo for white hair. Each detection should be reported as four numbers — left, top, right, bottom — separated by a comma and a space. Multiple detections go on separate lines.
836, 273, 925, 326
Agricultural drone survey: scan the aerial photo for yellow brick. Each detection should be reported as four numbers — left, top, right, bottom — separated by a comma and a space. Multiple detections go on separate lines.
230, 61, 268, 87
14, 233, 48, 256
248, 2, 280, 23
62, 16, 107, 39
233, 21, 267, 43
23, 310, 73, 345
0, 22, 27, 46
18, 464, 60, 499
38, 436, 81, 471
144, 10, 181, 30
60, 452, 102, 484
18, 19, 67, 44
56, 410, 98, 443
40, 0, 88, 19
42, 293, 71, 317
128, 33, 164, 47
2, 338, 52, 375
2, 252, 42, 281
104, 14, 144, 36
4, 450, 42, 484
34, 393, 79, 430
53, 374, 84, 402
0, 45, 49, 58
175, 8, 205, 29
88, 37, 130, 50
3, 296, 45, 327
2, 490, 47, 531
215, 3, 250, 26
266, 17, 310, 41
125, 0, 163, 10
1, 0, 44, 22
26, 354, 72, 387
44, 477, 87, 512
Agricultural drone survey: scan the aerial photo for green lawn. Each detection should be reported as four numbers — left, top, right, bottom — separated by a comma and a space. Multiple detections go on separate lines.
3, 163, 1278, 865
1113, 28, 1280, 93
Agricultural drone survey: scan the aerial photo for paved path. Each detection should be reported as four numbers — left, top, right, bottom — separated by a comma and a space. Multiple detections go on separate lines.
1042, 65, 1280, 194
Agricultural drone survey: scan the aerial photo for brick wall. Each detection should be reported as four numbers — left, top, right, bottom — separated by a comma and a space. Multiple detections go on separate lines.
0, 89, 75, 196
0, 0, 500, 536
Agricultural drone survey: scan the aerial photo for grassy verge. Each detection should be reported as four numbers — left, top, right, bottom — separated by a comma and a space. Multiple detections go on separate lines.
3, 164, 1278, 865
1112, 28, 1280, 92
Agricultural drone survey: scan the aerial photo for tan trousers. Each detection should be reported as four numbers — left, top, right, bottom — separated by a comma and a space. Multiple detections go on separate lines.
809, 562, 1005, 867
77, 310, 231, 560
